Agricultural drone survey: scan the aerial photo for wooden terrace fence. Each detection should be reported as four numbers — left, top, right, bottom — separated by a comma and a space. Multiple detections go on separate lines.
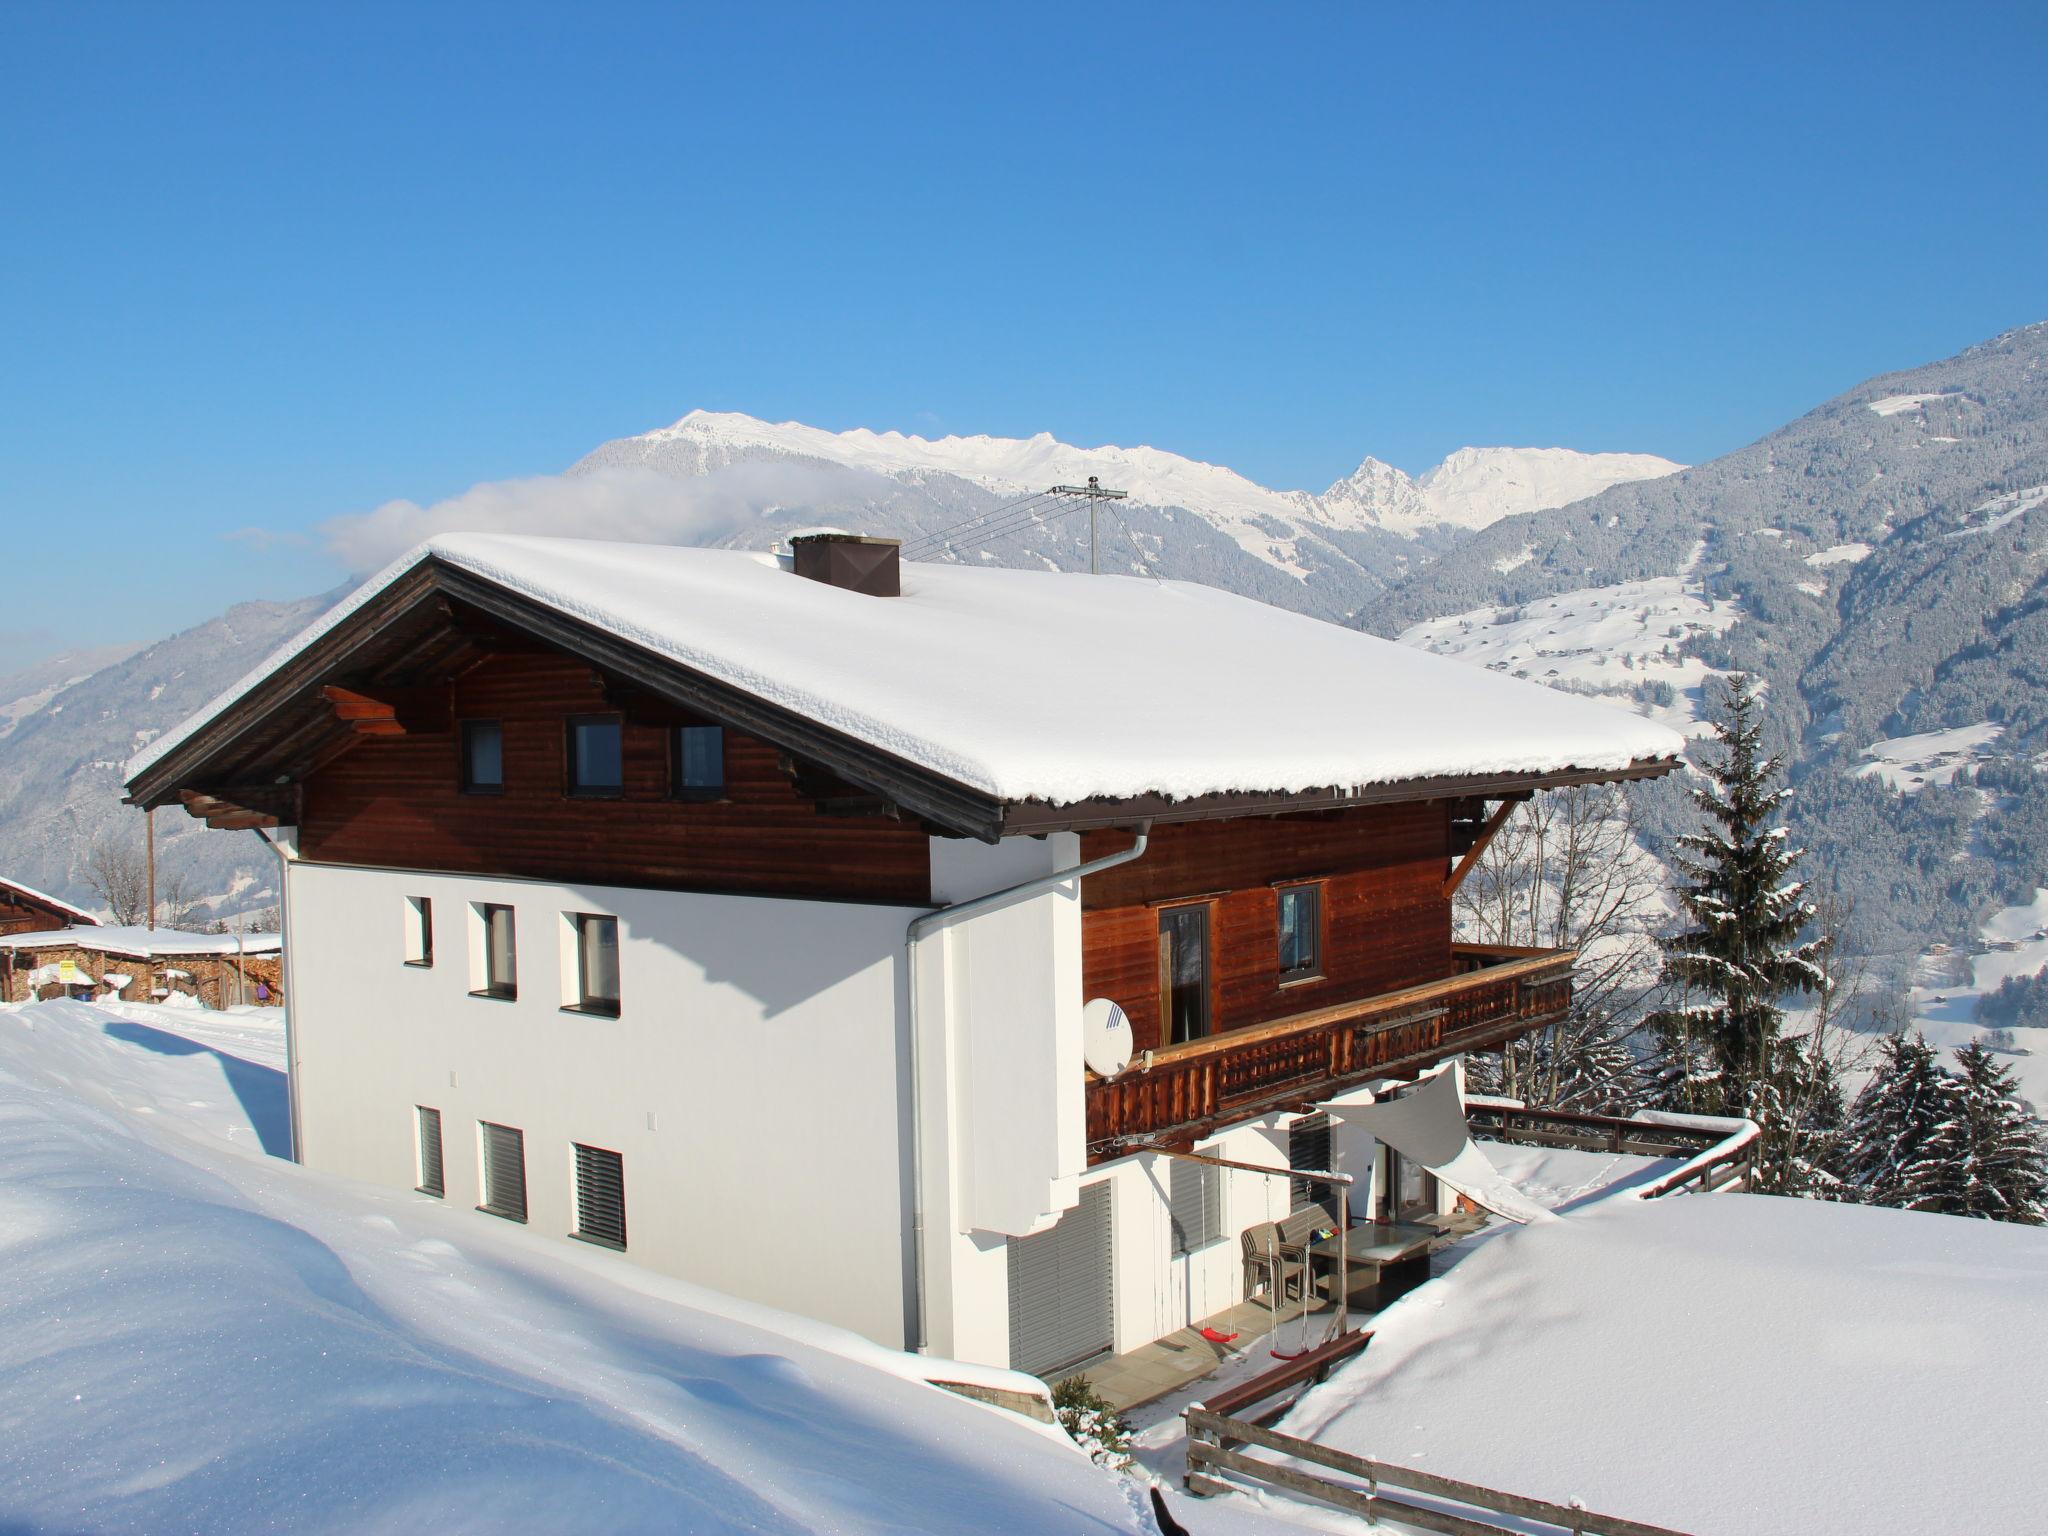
1185, 1331, 1697, 1536
1086, 946, 1574, 1161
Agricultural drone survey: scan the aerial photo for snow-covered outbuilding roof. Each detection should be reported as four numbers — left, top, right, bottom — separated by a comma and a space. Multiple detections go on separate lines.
0, 876, 101, 927
0, 925, 282, 960
128, 534, 1683, 838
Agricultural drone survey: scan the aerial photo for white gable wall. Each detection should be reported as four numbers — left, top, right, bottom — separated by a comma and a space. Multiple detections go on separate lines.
286, 860, 925, 1348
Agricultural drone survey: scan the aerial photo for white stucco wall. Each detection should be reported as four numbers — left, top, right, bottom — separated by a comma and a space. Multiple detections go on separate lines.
286, 861, 925, 1348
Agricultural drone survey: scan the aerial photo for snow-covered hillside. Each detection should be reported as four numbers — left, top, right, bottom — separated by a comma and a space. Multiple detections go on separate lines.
1394, 568, 1739, 735
577, 409, 1682, 541
0, 999, 1259, 1535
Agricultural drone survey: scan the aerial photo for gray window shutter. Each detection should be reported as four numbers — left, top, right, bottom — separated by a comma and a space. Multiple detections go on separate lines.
573, 1143, 627, 1249
1289, 1113, 1333, 1210
1169, 1159, 1222, 1255
1007, 1181, 1113, 1377
417, 1106, 444, 1197
480, 1121, 527, 1221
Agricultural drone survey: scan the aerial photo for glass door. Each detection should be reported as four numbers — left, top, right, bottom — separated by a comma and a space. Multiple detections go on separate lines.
1157, 904, 1211, 1046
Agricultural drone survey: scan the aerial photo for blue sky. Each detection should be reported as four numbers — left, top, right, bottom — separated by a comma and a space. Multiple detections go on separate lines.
2, 2, 2044, 669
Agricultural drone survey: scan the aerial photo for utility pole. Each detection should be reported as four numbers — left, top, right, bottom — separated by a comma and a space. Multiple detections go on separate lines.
1048, 475, 1128, 574
144, 806, 155, 931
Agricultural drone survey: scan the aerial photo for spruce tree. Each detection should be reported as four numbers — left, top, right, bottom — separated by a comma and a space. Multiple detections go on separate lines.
1838, 1032, 1959, 1210
1945, 1042, 2048, 1224
1648, 674, 1829, 1188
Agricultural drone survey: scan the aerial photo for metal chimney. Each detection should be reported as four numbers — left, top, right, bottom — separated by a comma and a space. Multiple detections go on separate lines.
789, 533, 902, 596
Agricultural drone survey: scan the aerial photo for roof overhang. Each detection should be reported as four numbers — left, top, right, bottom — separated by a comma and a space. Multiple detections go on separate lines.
128, 554, 1683, 844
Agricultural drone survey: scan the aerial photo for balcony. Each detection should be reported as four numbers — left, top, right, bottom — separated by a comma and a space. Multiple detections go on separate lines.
1083, 943, 1574, 1163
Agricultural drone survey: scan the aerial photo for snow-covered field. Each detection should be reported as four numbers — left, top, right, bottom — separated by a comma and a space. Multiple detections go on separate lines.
1866, 391, 1961, 416
1909, 888, 2048, 1119
1395, 571, 1739, 735
1856, 721, 2004, 792
1275, 1193, 2048, 1536
0, 999, 1257, 1535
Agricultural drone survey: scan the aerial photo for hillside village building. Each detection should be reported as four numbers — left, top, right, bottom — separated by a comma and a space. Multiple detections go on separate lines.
0, 923, 283, 1008
125, 532, 1682, 1374
0, 875, 99, 939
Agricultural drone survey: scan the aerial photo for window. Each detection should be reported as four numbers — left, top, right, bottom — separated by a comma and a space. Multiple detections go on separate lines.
572, 1142, 628, 1249
403, 896, 433, 967
1289, 1113, 1334, 1211
1277, 884, 1322, 983
416, 1106, 444, 1197
1168, 1156, 1223, 1256
473, 903, 517, 1000
566, 913, 620, 1016
672, 724, 725, 799
567, 714, 623, 797
1158, 904, 1211, 1045
478, 1121, 527, 1221
460, 720, 504, 794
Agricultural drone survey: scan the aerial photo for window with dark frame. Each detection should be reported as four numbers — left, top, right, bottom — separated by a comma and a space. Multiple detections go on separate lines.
476, 903, 517, 1000
460, 720, 504, 794
572, 1142, 628, 1249
404, 895, 433, 967
478, 1121, 527, 1221
570, 913, 620, 1016
566, 714, 624, 797
1276, 883, 1322, 983
416, 1106, 444, 1197
671, 724, 725, 799
1158, 904, 1211, 1045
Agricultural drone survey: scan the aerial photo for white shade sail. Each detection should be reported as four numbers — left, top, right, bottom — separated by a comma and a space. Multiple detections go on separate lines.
1321, 1068, 1559, 1226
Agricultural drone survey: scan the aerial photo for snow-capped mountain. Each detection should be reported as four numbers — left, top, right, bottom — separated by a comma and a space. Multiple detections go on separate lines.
575, 409, 1683, 540
1323, 446, 1687, 536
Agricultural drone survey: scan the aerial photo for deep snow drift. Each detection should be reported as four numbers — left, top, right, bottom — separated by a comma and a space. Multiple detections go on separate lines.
1276, 1191, 2048, 1535
0, 999, 1254, 1535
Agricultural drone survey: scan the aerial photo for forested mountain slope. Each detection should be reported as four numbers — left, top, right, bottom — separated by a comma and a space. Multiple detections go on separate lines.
1381, 321, 2048, 962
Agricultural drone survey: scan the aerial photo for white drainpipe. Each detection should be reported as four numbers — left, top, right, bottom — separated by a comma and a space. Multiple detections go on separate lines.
903, 822, 1150, 1354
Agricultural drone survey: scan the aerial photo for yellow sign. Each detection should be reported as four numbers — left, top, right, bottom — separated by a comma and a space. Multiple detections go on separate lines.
56, 960, 83, 985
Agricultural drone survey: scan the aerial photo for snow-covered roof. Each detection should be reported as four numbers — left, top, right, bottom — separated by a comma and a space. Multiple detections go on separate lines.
0, 925, 281, 959
1281, 1192, 2048, 1535
134, 536, 1683, 827
0, 876, 101, 927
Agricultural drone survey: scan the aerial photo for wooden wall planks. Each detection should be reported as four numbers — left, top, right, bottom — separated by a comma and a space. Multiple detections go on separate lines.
298, 654, 933, 904
1076, 805, 1452, 1055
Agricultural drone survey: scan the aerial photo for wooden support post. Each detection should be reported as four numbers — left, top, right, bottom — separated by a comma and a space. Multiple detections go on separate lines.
1442, 795, 1527, 900
145, 805, 155, 931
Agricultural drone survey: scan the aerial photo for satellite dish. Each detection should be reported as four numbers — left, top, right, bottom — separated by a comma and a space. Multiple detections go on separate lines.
1082, 997, 1134, 1079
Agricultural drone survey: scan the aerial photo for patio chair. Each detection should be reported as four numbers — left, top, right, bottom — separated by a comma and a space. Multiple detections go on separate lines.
1240, 1221, 1305, 1303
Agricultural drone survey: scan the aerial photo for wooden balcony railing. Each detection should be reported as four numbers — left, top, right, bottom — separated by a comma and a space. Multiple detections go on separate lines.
1084, 944, 1575, 1162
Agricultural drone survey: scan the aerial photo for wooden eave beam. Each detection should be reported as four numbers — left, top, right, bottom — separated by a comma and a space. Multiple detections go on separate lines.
998, 757, 1678, 836
1442, 794, 1528, 899
320, 685, 407, 736
178, 788, 282, 831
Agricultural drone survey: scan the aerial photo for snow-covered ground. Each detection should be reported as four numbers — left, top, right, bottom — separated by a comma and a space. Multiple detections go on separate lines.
1943, 483, 2047, 540
0, 999, 1273, 1535
1395, 570, 1739, 735
1909, 887, 2048, 1119
1866, 391, 1961, 416
1856, 721, 2004, 792
1474, 1141, 1674, 1209
1803, 541, 1872, 567
1273, 1193, 2048, 1535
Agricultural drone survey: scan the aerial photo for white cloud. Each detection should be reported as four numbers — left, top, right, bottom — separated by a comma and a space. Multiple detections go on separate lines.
318, 461, 889, 575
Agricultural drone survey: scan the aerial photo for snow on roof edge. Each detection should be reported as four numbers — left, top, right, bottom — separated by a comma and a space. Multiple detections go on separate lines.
0, 925, 283, 958
0, 876, 102, 927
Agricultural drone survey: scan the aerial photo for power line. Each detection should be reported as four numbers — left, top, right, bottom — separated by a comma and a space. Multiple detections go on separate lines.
1048, 476, 1129, 574
899, 489, 1060, 561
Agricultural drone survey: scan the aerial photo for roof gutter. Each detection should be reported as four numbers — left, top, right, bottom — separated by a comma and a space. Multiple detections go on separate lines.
902, 822, 1150, 1354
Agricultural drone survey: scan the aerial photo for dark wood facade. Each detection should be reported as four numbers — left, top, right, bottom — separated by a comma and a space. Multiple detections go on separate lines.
0, 881, 92, 939
298, 653, 933, 904
1077, 804, 1453, 1058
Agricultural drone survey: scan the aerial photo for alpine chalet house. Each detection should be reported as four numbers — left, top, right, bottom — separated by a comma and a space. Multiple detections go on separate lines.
125, 532, 1681, 1377
0, 876, 100, 1001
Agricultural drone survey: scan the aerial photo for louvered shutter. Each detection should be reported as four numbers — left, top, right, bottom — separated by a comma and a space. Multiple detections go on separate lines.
480, 1122, 527, 1221
1289, 1113, 1333, 1210
1170, 1159, 1222, 1254
1007, 1181, 1113, 1376
573, 1143, 627, 1249
417, 1106, 444, 1197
